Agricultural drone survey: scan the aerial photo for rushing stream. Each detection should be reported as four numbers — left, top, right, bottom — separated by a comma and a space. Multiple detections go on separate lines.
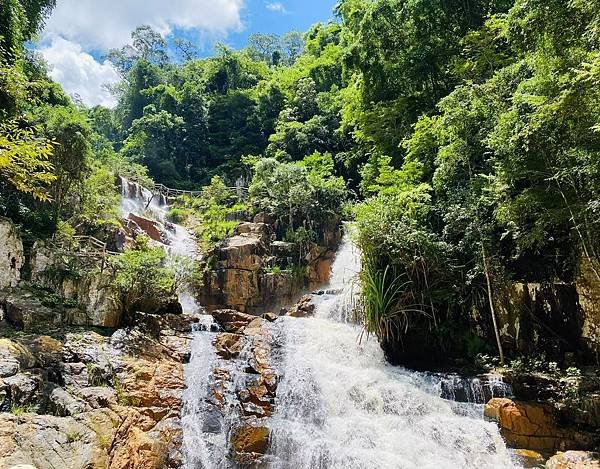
120, 180, 518, 468
268, 235, 519, 469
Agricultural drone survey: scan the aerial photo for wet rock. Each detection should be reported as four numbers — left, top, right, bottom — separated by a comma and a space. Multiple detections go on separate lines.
516, 449, 546, 467
128, 213, 167, 243
0, 217, 24, 289
546, 451, 600, 468
214, 333, 244, 360
244, 318, 267, 337
485, 398, 598, 452
202, 406, 223, 434
212, 309, 256, 333
231, 425, 270, 456
287, 295, 315, 318
262, 312, 279, 322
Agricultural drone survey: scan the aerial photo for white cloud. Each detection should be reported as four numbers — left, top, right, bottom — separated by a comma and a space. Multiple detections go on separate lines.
42, 0, 246, 50
39, 36, 120, 108
37, 0, 246, 108
265, 2, 286, 13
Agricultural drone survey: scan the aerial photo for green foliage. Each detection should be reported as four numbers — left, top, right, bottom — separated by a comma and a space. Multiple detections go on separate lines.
249, 158, 346, 233
168, 176, 248, 249
0, 120, 56, 200
111, 238, 176, 314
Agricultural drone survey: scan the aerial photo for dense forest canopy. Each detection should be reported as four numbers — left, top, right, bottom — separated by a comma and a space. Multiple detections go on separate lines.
1, 0, 599, 363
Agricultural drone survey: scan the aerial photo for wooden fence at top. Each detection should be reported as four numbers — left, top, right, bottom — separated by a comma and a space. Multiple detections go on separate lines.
51, 235, 119, 272
153, 183, 249, 200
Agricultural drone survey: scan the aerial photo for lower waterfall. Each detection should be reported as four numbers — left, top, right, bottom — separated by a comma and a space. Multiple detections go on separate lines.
182, 233, 520, 468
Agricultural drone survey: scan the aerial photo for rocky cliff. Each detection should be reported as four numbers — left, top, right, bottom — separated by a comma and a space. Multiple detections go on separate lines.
0, 218, 24, 290
199, 219, 341, 314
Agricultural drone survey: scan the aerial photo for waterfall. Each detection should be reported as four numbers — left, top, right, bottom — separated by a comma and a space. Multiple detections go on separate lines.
268, 234, 520, 469
118, 176, 201, 314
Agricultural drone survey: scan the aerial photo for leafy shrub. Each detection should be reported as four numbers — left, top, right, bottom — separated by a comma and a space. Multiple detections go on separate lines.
110, 237, 176, 315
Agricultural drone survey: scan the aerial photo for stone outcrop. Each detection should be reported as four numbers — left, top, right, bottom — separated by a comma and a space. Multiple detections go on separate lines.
0, 290, 64, 332
30, 242, 122, 328
494, 283, 584, 363
546, 451, 600, 468
203, 309, 280, 464
0, 313, 195, 469
286, 294, 315, 318
485, 398, 599, 452
0, 217, 23, 290
577, 259, 600, 361
199, 221, 342, 314
127, 213, 168, 244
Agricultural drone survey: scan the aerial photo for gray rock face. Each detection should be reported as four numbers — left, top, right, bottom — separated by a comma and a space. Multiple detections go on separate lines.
29, 241, 123, 328
3, 372, 43, 408
47, 386, 87, 417
0, 291, 63, 331
0, 218, 23, 289
0, 413, 107, 469
79, 387, 117, 409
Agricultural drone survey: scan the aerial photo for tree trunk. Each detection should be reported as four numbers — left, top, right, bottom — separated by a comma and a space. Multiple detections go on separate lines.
482, 245, 505, 367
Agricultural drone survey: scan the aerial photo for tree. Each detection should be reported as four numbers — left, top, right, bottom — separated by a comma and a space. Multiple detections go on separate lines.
281, 31, 304, 64
248, 33, 281, 65
107, 26, 169, 75
0, 120, 56, 200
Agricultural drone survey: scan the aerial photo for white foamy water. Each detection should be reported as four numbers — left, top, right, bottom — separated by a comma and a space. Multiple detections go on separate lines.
181, 316, 225, 469
268, 234, 520, 469
119, 177, 202, 314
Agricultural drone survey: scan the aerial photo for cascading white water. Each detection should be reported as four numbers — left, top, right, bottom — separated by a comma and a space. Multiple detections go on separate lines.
181, 316, 225, 469
268, 234, 521, 469
119, 177, 202, 314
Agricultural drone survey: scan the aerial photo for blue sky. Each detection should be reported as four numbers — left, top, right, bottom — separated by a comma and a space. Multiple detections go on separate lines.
37, 0, 338, 107
226, 0, 337, 49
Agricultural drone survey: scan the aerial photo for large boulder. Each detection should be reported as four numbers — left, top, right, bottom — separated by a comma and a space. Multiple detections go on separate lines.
0, 290, 63, 331
127, 213, 167, 244
546, 451, 600, 468
286, 295, 315, 318
0, 413, 110, 469
231, 426, 270, 458
485, 398, 598, 452
0, 217, 23, 289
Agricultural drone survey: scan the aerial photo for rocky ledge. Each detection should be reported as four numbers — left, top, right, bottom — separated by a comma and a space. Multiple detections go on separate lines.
202, 309, 280, 465
0, 313, 197, 469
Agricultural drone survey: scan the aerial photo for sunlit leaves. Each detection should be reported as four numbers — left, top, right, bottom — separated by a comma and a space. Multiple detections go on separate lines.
0, 120, 56, 201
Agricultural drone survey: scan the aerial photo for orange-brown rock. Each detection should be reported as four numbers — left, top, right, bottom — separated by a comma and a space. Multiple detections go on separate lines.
214, 333, 244, 359
287, 295, 315, 318
231, 426, 270, 456
515, 449, 546, 468
485, 398, 597, 452
118, 358, 184, 408
128, 213, 165, 243
212, 309, 256, 332
546, 451, 600, 468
